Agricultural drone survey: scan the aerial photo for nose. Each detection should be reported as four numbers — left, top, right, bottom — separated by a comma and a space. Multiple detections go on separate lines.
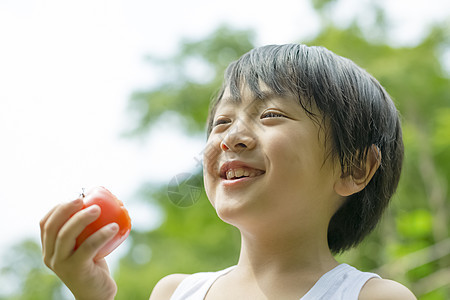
220, 122, 257, 152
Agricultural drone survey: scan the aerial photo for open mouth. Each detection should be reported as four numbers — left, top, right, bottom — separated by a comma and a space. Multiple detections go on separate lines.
219, 161, 266, 181
223, 167, 265, 180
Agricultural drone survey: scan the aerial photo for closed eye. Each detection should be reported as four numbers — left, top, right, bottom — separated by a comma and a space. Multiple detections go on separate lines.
213, 117, 231, 127
261, 111, 286, 119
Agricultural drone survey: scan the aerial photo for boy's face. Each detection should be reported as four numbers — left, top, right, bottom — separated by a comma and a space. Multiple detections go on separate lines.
203, 83, 344, 231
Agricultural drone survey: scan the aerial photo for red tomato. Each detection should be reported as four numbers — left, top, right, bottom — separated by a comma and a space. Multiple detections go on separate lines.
75, 186, 131, 260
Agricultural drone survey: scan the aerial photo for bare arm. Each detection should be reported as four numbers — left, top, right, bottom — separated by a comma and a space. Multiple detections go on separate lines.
149, 274, 189, 300
359, 278, 417, 300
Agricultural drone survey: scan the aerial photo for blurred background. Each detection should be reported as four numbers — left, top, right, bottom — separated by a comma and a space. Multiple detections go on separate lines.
1, 0, 449, 299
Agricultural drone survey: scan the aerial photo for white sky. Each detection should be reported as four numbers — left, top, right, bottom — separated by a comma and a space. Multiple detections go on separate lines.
0, 0, 449, 285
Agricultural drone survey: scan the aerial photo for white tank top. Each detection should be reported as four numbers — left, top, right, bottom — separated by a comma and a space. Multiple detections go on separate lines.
170, 263, 380, 300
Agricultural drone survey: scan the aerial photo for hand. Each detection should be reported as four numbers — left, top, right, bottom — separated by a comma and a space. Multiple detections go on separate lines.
40, 198, 119, 300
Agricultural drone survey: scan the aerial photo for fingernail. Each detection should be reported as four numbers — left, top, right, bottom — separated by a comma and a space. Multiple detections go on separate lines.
72, 198, 82, 205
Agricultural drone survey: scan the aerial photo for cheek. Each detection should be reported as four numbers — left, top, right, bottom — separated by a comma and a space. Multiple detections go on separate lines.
265, 131, 318, 187
267, 131, 303, 166
202, 166, 216, 208
202, 138, 221, 202
203, 178, 215, 207
202, 138, 221, 176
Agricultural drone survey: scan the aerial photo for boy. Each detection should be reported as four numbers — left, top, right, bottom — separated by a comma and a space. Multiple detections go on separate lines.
40, 44, 416, 299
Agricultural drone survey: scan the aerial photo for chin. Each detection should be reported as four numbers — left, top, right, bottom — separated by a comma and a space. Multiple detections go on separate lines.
214, 196, 265, 232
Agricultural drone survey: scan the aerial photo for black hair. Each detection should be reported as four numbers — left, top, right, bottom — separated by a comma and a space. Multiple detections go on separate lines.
206, 44, 404, 253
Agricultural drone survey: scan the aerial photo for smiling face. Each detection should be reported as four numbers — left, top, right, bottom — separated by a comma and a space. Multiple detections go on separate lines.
203, 84, 344, 233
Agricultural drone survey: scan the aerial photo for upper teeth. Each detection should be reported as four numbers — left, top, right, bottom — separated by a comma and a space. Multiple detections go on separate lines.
225, 168, 263, 180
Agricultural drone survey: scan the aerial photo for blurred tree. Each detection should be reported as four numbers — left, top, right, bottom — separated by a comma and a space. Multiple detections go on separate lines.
126, 25, 256, 136
0, 239, 68, 300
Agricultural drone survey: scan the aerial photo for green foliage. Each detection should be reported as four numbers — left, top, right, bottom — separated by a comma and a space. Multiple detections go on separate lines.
311, 0, 337, 11
396, 210, 433, 239
433, 108, 450, 179
0, 239, 65, 300
126, 25, 255, 136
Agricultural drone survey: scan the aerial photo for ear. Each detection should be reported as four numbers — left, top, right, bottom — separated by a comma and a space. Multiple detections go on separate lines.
334, 145, 381, 197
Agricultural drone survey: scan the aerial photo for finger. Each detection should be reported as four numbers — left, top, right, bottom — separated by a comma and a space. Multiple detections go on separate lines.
53, 205, 101, 261
40, 204, 59, 247
42, 198, 84, 262
73, 223, 119, 261
95, 258, 110, 272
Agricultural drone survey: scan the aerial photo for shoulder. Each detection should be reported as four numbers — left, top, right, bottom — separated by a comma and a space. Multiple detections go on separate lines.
149, 273, 190, 300
359, 278, 417, 300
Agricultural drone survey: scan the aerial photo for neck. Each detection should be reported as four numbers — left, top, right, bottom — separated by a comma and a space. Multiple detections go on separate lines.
211, 217, 340, 299
235, 222, 338, 278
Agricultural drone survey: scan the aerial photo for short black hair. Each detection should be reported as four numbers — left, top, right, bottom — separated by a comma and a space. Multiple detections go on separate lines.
206, 44, 404, 254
